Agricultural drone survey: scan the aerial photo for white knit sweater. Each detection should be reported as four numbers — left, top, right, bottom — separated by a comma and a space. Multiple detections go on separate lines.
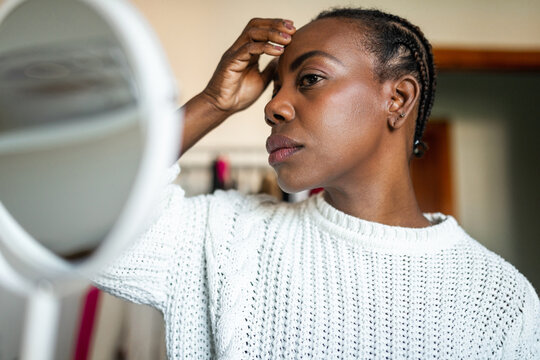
96, 167, 540, 359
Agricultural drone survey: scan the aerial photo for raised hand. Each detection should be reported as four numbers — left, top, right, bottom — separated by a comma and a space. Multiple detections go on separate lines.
180, 18, 296, 155
202, 18, 296, 114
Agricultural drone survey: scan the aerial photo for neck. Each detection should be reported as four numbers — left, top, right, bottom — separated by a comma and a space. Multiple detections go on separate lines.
323, 160, 430, 228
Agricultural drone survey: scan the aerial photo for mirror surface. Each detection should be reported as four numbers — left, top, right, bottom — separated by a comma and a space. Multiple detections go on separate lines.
0, 0, 144, 259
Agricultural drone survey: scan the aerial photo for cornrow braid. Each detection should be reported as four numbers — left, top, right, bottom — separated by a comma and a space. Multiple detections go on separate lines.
392, 36, 431, 155
315, 8, 437, 157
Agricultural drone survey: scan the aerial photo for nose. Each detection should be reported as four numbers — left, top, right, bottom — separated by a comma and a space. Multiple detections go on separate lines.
264, 91, 295, 127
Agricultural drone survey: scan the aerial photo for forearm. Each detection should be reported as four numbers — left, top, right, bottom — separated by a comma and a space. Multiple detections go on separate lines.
179, 92, 231, 157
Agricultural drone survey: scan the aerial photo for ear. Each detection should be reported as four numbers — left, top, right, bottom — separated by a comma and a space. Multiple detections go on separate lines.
387, 76, 420, 129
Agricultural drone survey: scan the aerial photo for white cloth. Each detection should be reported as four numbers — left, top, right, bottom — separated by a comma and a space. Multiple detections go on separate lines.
96, 165, 540, 359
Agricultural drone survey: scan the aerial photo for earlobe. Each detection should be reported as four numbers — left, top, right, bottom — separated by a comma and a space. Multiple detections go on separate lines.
388, 97, 406, 130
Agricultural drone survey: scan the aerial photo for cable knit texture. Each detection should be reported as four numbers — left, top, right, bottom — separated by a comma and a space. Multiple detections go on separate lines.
96, 165, 540, 359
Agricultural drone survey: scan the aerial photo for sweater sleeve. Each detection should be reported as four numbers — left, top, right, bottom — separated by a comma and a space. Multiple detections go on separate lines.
93, 164, 212, 313
505, 279, 540, 359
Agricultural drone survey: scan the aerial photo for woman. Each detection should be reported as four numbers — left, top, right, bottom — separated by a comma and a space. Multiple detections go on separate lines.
97, 8, 539, 359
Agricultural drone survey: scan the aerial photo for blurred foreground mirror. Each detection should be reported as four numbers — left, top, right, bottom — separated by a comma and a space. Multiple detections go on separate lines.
0, 0, 180, 359
0, 0, 142, 259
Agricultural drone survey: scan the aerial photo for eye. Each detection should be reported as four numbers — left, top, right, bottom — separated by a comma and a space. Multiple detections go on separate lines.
299, 74, 323, 88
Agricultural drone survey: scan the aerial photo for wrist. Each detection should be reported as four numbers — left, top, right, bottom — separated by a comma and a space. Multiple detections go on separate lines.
185, 91, 231, 125
199, 91, 234, 124
199, 89, 235, 118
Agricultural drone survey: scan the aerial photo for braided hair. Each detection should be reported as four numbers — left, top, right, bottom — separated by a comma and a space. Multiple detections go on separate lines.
316, 8, 436, 157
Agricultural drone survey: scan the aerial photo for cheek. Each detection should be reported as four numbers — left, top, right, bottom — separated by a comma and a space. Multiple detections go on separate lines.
317, 82, 384, 155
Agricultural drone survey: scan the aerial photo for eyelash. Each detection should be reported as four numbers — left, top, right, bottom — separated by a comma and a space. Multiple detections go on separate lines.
271, 73, 324, 98
298, 73, 323, 88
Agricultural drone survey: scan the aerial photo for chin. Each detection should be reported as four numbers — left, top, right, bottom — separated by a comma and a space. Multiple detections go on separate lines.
277, 181, 303, 194
275, 169, 313, 194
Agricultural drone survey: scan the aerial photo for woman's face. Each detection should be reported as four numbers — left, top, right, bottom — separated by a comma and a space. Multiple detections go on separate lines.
265, 18, 391, 193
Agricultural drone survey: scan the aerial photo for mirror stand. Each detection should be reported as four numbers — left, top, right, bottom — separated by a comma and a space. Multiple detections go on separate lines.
20, 281, 61, 360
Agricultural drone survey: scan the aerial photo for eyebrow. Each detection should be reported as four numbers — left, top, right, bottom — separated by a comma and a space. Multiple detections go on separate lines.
289, 50, 343, 72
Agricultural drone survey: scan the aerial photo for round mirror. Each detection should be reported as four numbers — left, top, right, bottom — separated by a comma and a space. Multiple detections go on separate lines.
0, 0, 180, 288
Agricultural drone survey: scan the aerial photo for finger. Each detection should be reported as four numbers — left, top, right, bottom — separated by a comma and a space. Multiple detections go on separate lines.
242, 18, 295, 34
247, 18, 296, 34
260, 59, 278, 89
231, 18, 295, 51
234, 42, 284, 63
247, 27, 292, 47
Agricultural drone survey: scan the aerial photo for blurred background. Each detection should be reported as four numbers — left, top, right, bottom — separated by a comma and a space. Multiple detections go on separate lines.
0, 0, 539, 359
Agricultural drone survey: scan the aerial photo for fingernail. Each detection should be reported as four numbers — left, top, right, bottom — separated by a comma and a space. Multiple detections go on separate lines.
273, 45, 284, 51
283, 20, 294, 30
280, 32, 291, 40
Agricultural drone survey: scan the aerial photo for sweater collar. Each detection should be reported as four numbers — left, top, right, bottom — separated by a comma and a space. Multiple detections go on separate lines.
309, 192, 465, 253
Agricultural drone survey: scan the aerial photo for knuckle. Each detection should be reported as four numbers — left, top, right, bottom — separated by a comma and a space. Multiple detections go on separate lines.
246, 42, 259, 52
240, 42, 252, 54
248, 17, 261, 26
252, 42, 267, 54
246, 27, 257, 38
221, 49, 233, 60
269, 28, 281, 38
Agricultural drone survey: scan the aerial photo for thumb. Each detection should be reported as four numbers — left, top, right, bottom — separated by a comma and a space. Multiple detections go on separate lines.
260, 59, 278, 90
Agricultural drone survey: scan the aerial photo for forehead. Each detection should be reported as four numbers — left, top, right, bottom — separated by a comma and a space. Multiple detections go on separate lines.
278, 18, 372, 71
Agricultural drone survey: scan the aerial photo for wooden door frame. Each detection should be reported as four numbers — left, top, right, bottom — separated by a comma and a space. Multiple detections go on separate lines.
433, 48, 540, 71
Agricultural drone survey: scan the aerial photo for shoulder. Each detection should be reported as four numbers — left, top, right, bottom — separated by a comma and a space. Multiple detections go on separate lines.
208, 189, 279, 222
450, 228, 539, 324
209, 189, 279, 213
459, 231, 525, 280
428, 222, 539, 355
425, 217, 536, 313
205, 189, 298, 239
453, 229, 531, 291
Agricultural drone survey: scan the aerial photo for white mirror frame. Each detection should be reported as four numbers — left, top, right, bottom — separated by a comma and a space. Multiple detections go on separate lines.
0, 0, 181, 294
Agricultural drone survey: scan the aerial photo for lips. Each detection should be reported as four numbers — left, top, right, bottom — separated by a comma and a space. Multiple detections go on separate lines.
266, 134, 303, 165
